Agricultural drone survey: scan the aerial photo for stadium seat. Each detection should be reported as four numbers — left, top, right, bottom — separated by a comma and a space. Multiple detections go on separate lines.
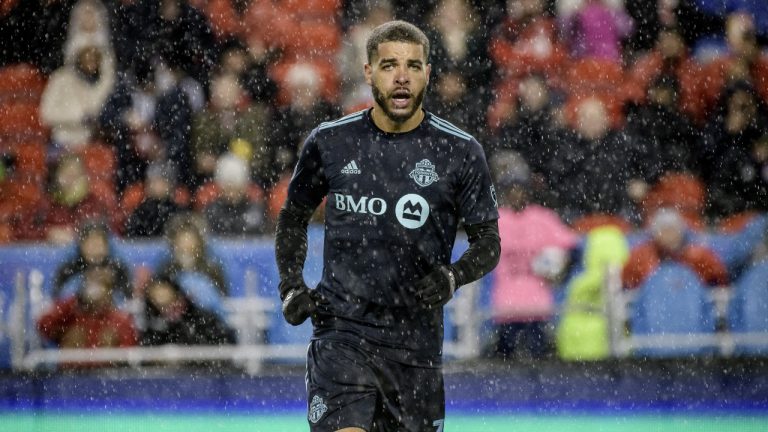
192, 181, 265, 212
728, 260, 768, 355
564, 58, 625, 97
280, 0, 340, 17
570, 213, 633, 234
79, 141, 116, 184
281, 21, 342, 58
641, 172, 706, 230
630, 262, 717, 358
0, 101, 47, 143
0, 63, 46, 104
12, 140, 47, 183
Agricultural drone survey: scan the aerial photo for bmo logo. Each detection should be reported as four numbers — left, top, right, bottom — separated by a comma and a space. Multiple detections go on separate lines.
395, 194, 429, 229
333, 193, 430, 229
334, 193, 387, 215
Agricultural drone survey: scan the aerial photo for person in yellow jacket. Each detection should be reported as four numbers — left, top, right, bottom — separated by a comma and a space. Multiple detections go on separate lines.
556, 225, 629, 361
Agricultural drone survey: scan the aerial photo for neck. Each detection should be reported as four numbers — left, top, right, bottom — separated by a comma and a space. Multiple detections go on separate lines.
370, 106, 425, 133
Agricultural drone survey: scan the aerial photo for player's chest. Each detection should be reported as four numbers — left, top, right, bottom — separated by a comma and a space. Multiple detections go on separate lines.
323, 139, 456, 198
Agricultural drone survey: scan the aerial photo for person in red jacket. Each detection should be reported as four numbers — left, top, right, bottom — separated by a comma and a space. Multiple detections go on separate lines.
37, 264, 137, 368
622, 207, 729, 289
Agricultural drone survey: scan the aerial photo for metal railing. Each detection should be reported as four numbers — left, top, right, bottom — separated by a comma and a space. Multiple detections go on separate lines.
10, 270, 483, 374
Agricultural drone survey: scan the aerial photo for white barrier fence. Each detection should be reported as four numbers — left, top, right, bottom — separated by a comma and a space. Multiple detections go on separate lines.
9, 269, 483, 374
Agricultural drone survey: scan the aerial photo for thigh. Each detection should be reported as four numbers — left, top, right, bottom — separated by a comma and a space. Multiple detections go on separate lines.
306, 339, 379, 432
372, 359, 445, 432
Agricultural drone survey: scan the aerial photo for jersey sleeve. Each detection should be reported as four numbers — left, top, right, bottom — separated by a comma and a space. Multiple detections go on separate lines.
457, 138, 499, 225
286, 130, 328, 209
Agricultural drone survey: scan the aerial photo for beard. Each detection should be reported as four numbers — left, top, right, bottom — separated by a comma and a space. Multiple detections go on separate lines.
371, 83, 426, 124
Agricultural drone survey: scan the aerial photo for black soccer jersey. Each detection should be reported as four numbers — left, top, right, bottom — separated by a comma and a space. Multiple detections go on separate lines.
287, 108, 498, 366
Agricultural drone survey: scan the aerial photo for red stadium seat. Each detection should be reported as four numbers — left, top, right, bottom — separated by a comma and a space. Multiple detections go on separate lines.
79, 141, 116, 184
12, 140, 47, 182
193, 181, 264, 212
0, 101, 47, 143
570, 213, 633, 234
0, 63, 46, 104
281, 21, 342, 58
564, 58, 625, 97
279, 0, 341, 18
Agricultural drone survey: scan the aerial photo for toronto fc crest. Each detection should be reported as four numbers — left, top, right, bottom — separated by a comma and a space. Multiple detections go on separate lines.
309, 395, 327, 424
409, 159, 439, 187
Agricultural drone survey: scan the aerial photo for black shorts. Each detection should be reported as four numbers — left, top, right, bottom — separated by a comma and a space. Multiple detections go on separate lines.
305, 339, 445, 432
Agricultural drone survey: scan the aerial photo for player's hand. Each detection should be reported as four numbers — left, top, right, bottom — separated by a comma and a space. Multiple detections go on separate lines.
279, 280, 323, 326
412, 265, 457, 309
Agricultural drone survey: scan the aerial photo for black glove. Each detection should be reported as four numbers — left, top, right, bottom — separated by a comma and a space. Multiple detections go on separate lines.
279, 279, 323, 326
412, 265, 457, 309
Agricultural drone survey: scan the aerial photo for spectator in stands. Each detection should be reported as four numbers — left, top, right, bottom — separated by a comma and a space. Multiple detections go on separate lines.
700, 11, 768, 117
37, 264, 138, 364
203, 152, 267, 237
487, 0, 568, 131
141, 275, 236, 346
63, 0, 112, 67
624, 74, 698, 205
99, 60, 161, 191
271, 62, 341, 184
149, 0, 217, 90
27, 155, 118, 244
489, 151, 579, 359
559, 0, 633, 62
700, 80, 768, 218
191, 62, 272, 188
39, 41, 115, 158
709, 130, 768, 220
427, 65, 486, 135
155, 213, 228, 296
625, 0, 724, 53
547, 97, 637, 226
425, 0, 491, 88
489, 0, 568, 81
555, 225, 629, 361
624, 27, 705, 124
337, 1, 394, 112
53, 218, 132, 301
493, 72, 567, 204
123, 160, 185, 238
622, 207, 729, 289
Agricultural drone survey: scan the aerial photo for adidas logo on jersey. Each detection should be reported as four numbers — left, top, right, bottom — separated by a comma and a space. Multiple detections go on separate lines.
341, 160, 361, 174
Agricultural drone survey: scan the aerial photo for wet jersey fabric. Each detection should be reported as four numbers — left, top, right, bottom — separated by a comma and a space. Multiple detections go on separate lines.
287, 108, 498, 366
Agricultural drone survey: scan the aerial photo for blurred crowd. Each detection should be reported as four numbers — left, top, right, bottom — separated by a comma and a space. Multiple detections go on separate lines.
0, 0, 767, 363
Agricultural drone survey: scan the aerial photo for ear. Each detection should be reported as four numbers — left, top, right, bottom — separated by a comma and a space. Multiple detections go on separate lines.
364, 63, 373, 86
426, 63, 431, 86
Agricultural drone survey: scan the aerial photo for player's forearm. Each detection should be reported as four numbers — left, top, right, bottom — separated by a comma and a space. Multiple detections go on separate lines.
450, 219, 500, 287
274, 199, 315, 296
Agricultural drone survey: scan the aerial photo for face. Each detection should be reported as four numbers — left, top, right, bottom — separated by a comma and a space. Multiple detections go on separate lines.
653, 224, 684, 253
173, 230, 200, 268
147, 281, 177, 312
81, 231, 109, 264
365, 41, 430, 126
77, 47, 102, 75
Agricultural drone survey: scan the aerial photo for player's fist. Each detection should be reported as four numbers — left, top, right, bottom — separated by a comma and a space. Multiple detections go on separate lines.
412, 265, 457, 309
279, 280, 322, 326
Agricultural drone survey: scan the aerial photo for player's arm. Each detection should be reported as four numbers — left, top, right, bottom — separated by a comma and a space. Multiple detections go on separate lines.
413, 220, 500, 308
275, 134, 328, 325
414, 137, 501, 308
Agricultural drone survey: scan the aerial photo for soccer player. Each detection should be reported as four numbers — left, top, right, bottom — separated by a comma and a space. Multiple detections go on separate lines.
275, 20, 500, 432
